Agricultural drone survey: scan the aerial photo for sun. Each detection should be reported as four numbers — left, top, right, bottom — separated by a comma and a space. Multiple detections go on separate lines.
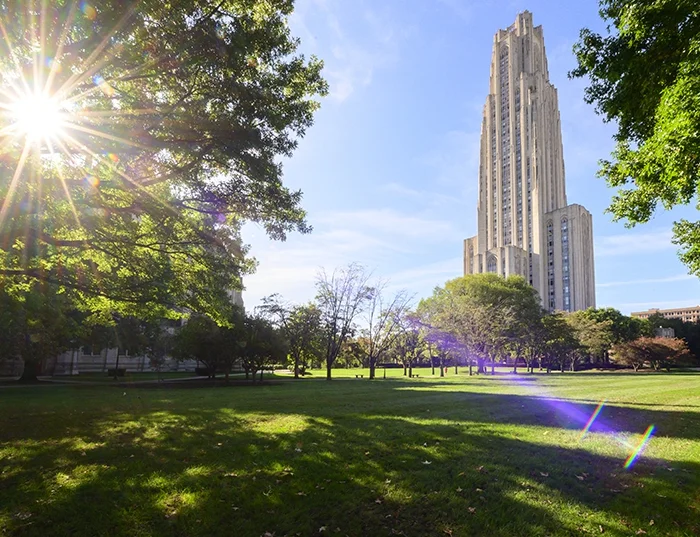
9, 91, 67, 143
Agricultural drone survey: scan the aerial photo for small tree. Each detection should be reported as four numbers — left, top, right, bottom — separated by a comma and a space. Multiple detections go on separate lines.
172, 308, 245, 381
361, 284, 413, 379
315, 264, 372, 380
611, 336, 693, 372
259, 296, 324, 378
241, 316, 288, 382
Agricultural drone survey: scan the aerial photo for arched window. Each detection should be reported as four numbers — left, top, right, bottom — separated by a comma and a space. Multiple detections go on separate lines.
487, 255, 497, 273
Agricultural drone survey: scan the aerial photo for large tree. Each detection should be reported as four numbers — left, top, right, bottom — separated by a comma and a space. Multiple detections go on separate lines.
418, 274, 542, 375
571, 1, 700, 273
0, 1, 327, 326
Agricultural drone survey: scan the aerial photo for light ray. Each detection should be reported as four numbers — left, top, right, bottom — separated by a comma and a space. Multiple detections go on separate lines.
63, 122, 150, 150
55, 5, 139, 98
46, 137, 82, 227
61, 131, 177, 214
624, 425, 655, 469
0, 18, 32, 96
0, 139, 33, 229
44, 1, 81, 92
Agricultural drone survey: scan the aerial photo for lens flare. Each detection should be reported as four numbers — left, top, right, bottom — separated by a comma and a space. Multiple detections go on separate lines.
578, 400, 605, 440
624, 425, 655, 469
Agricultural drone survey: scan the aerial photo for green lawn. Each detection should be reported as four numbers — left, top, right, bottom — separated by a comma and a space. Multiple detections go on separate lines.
1, 369, 699, 536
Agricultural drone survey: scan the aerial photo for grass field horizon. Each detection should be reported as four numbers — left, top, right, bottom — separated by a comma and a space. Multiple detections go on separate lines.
1, 371, 699, 536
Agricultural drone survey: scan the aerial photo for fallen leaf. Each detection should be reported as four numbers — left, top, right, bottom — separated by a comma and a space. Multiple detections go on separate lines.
422, 460, 432, 465
456, 487, 463, 492
576, 475, 585, 481
468, 507, 476, 514
540, 472, 549, 477
385, 479, 391, 484
476, 488, 484, 493
318, 527, 326, 533
365, 451, 370, 456
295, 448, 302, 453
232, 507, 239, 511
263, 533, 275, 537
375, 498, 383, 504
635, 530, 646, 535
649, 520, 654, 526
297, 492, 306, 496
599, 525, 604, 533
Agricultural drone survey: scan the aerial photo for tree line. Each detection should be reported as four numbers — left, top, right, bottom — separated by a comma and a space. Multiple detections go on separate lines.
3, 264, 699, 382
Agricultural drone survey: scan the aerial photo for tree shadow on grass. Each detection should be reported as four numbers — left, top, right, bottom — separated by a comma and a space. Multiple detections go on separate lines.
1, 384, 700, 536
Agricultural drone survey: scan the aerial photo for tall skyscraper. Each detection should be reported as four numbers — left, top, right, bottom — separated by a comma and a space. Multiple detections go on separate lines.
463, 11, 595, 312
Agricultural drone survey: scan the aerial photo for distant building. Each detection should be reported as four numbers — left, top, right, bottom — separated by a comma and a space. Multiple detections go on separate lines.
463, 11, 596, 312
631, 306, 700, 324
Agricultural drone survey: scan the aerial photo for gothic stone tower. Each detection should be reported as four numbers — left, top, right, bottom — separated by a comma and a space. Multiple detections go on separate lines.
463, 11, 595, 312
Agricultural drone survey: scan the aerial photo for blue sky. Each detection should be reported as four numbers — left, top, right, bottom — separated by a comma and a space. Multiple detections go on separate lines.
242, 0, 700, 314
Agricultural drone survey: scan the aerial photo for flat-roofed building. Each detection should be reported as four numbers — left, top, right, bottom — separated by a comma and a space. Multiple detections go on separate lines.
631, 306, 700, 324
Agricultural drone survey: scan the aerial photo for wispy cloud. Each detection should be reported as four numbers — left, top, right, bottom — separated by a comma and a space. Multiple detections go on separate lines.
595, 230, 675, 257
243, 208, 461, 307
317, 208, 460, 241
291, 0, 403, 102
386, 257, 463, 293
380, 182, 467, 208
596, 274, 694, 288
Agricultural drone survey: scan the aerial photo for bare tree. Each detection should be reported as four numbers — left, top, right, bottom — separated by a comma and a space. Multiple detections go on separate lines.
316, 263, 372, 380
361, 283, 413, 379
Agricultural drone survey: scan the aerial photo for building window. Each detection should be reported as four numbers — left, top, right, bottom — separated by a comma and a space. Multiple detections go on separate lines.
561, 218, 570, 312
547, 220, 555, 310
487, 255, 497, 273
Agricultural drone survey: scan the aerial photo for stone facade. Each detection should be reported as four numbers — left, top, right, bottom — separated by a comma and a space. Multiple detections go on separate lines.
464, 11, 596, 312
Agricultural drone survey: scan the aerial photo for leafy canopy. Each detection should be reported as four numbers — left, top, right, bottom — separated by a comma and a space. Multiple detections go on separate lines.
571, 0, 700, 273
0, 0, 327, 321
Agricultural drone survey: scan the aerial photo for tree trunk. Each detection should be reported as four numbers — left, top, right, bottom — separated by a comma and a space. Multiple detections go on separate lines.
408, 364, 413, 377
326, 362, 332, 380
260, 368, 264, 382
491, 361, 495, 375
440, 363, 445, 377
431, 356, 435, 376
403, 364, 407, 376
469, 360, 473, 376
294, 355, 300, 379
19, 359, 40, 383
369, 358, 376, 380
455, 364, 458, 374
113, 353, 121, 380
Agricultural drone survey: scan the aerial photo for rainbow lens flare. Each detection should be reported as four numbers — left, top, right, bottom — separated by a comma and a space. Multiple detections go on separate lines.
624, 425, 655, 469
579, 400, 605, 440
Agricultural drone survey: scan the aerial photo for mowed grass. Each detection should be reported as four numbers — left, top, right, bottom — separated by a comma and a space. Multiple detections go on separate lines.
1, 370, 699, 537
